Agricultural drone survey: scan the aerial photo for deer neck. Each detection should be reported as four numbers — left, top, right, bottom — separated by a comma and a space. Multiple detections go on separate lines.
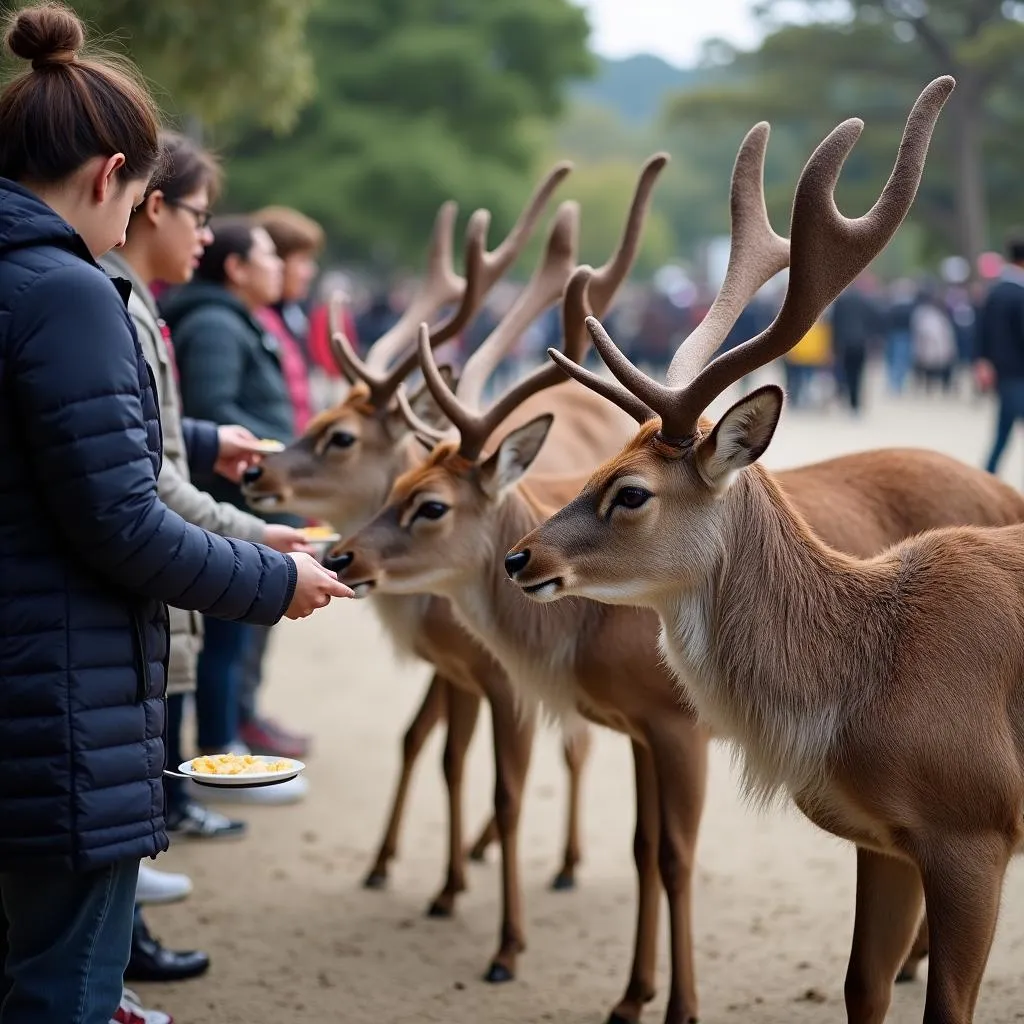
443, 484, 600, 721
656, 465, 886, 805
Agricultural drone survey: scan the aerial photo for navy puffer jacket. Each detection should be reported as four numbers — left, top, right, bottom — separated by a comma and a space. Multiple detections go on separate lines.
0, 179, 298, 872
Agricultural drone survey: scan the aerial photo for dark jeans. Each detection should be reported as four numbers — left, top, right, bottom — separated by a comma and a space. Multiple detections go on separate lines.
885, 330, 912, 393
836, 348, 867, 412
0, 858, 139, 1024
195, 615, 252, 751
985, 377, 1024, 475
239, 623, 272, 727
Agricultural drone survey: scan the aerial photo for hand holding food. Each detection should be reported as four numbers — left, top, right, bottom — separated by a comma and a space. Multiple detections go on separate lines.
285, 551, 354, 619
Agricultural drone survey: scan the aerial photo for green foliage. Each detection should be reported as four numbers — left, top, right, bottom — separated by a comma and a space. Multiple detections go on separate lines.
71, 0, 316, 131
667, 0, 1024, 268
219, 0, 594, 270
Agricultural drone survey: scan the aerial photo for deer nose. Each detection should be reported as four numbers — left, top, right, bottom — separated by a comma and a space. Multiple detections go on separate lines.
242, 465, 263, 485
324, 551, 353, 573
504, 549, 530, 579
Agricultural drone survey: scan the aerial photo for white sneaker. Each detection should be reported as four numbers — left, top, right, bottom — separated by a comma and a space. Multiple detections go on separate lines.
113, 987, 172, 1024
196, 772, 310, 805
136, 862, 193, 905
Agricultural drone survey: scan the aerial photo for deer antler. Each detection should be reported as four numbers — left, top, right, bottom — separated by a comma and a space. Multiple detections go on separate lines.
551, 76, 955, 441
402, 151, 670, 461
455, 199, 580, 412
329, 161, 573, 408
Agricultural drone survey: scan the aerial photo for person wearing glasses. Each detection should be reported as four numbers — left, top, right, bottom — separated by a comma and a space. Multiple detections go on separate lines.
159, 217, 311, 806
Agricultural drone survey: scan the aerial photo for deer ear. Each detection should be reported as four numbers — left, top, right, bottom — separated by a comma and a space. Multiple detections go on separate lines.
696, 385, 782, 490
479, 413, 554, 498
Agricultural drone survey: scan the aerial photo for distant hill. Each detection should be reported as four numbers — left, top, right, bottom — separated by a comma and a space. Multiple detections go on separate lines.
570, 54, 708, 126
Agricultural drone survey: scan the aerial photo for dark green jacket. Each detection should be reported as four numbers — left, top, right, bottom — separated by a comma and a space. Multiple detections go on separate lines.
160, 281, 295, 513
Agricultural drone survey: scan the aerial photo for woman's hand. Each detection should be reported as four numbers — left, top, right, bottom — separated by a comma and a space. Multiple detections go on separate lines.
284, 552, 354, 619
214, 424, 269, 482
263, 525, 316, 554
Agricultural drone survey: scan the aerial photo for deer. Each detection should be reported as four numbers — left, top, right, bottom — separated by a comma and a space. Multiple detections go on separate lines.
330, 77, 1024, 1024
503, 76, 1024, 1023
243, 157, 668, 984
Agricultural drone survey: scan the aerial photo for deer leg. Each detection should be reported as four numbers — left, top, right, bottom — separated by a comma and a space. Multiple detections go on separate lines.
468, 815, 499, 863
896, 913, 929, 983
843, 847, 924, 1024
482, 687, 535, 984
552, 722, 592, 891
916, 833, 1011, 1024
427, 685, 483, 918
646, 724, 708, 1024
606, 740, 661, 1024
364, 673, 448, 889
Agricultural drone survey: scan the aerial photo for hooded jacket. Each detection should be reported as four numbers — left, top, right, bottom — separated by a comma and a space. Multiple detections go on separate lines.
0, 178, 297, 871
160, 281, 296, 513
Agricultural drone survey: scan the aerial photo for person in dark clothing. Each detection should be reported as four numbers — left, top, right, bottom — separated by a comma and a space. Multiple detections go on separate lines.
830, 280, 882, 413
0, 9, 351, 1022
160, 218, 311, 801
976, 237, 1024, 476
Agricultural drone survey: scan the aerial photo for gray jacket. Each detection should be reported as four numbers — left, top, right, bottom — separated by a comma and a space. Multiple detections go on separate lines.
101, 252, 267, 694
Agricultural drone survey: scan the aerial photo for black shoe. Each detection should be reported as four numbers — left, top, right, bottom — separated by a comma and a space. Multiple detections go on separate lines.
125, 913, 211, 983
166, 799, 246, 840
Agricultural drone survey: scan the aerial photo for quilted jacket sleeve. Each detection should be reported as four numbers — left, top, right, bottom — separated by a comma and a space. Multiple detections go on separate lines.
11, 264, 297, 624
180, 416, 219, 477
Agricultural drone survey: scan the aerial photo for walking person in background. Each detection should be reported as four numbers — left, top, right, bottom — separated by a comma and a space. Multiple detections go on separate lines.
910, 286, 957, 393
160, 217, 312, 806
977, 236, 1024, 477
0, 6, 351, 1024
830, 277, 882, 415
884, 277, 917, 394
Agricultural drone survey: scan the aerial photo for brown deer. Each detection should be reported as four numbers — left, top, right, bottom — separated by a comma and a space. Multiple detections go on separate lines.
332, 77, 1024, 1023
244, 158, 667, 983
505, 76, 1024, 1022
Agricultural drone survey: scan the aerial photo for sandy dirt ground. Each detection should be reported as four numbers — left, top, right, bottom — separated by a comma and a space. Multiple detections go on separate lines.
135, 368, 1024, 1023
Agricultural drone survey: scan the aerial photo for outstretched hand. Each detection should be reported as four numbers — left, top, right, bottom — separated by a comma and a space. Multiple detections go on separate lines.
214, 425, 273, 482
285, 552, 354, 619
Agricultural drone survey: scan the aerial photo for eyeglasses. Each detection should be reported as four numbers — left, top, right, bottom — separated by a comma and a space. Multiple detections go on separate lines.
168, 200, 213, 230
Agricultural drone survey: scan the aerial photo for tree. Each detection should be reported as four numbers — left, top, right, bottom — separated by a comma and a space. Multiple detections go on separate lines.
668, 0, 1024, 270
218, 0, 593, 269
72, 0, 316, 131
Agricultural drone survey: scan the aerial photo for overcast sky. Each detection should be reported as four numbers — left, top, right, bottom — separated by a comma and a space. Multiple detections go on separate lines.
575, 0, 764, 67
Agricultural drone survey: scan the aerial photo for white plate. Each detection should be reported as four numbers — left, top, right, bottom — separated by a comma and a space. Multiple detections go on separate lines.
177, 757, 305, 788
300, 530, 341, 545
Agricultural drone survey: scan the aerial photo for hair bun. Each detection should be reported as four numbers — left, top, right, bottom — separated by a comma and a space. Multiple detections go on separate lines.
5, 2, 84, 69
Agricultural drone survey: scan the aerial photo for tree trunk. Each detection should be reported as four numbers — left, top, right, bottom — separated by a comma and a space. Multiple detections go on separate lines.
949, 80, 988, 276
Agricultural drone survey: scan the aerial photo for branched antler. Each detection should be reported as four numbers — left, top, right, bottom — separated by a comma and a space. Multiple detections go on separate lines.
551, 76, 955, 440
328, 161, 572, 409
397, 152, 671, 461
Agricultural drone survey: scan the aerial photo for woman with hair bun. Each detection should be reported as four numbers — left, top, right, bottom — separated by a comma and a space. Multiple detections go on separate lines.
0, 5, 351, 1022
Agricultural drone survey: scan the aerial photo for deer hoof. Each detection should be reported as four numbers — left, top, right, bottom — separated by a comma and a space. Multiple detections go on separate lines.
484, 961, 515, 984
362, 870, 387, 890
426, 899, 454, 919
550, 871, 576, 891
896, 965, 919, 984
605, 1014, 637, 1024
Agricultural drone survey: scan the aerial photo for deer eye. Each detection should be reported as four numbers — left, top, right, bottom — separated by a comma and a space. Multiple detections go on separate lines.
328, 431, 356, 449
612, 486, 651, 512
413, 500, 448, 523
